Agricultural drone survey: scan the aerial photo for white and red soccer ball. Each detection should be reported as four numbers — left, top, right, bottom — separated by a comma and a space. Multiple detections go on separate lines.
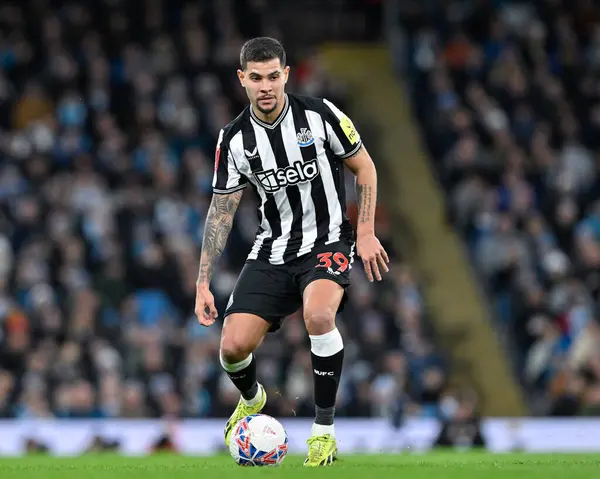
229, 414, 288, 466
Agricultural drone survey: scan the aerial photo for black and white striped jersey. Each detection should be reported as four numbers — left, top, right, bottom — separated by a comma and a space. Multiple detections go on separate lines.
212, 93, 362, 265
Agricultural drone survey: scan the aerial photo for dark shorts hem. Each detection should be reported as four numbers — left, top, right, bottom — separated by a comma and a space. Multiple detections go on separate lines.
299, 271, 351, 293
223, 308, 284, 333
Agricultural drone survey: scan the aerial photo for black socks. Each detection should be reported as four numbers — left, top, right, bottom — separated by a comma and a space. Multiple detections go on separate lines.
221, 354, 259, 401
310, 328, 344, 426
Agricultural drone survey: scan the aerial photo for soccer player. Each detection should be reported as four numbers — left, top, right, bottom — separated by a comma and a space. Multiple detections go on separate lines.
195, 37, 388, 466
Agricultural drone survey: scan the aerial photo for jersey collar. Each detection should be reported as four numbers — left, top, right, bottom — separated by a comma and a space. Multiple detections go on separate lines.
250, 94, 290, 130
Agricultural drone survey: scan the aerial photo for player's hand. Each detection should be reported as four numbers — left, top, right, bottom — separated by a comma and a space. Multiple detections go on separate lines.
356, 233, 389, 282
195, 282, 218, 326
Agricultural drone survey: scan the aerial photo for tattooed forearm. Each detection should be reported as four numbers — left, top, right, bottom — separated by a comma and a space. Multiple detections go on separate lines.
344, 145, 377, 234
356, 183, 374, 225
197, 190, 243, 285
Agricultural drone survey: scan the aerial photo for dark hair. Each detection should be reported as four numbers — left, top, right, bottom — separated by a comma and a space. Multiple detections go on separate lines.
240, 37, 286, 70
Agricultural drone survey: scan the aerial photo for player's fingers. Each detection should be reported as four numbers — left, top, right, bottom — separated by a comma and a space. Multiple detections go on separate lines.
363, 258, 374, 282
201, 304, 216, 324
371, 258, 382, 282
377, 253, 389, 273
196, 306, 208, 324
199, 315, 213, 326
208, 300, 218, 319
195, 298, 211, 324
381, 248, 390, 264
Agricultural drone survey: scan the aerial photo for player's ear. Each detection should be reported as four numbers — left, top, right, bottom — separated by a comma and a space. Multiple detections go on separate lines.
283, 65, 290, 83
237, 69, 245, 87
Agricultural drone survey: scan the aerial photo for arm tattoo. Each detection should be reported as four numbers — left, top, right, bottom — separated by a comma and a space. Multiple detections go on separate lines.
197, 190, 243, 284
356, 183, 373, 224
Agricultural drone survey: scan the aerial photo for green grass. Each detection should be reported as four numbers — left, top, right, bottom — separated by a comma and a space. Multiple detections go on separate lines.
0, 453, 599, 478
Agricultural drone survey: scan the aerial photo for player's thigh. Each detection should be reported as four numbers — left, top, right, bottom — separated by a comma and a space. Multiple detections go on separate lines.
303, 279, 344, 317
225, 259, 302, 334
220, 313, 271, 360
298, 240, 354, 333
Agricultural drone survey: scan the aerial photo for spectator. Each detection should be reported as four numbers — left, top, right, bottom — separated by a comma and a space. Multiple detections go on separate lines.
402, 0, 600, 415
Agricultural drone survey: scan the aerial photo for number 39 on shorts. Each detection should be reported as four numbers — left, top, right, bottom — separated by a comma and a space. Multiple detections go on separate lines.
315, 251, 349, 273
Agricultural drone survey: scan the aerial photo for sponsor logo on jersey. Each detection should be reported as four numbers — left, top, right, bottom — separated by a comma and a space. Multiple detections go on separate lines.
254, 159, 320, 193
244, 146, 259, 160
296, 128, 315, 147
339, 115, 359, 145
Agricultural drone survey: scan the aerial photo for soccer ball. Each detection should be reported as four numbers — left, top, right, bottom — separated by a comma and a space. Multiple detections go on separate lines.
229, 414, 288, 466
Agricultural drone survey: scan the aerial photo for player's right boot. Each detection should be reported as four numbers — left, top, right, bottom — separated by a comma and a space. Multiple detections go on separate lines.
224, 383, 267, 447
303, 434, 338, 467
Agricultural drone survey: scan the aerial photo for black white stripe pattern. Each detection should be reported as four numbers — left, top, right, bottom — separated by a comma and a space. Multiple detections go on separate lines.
212, 94, 362, 265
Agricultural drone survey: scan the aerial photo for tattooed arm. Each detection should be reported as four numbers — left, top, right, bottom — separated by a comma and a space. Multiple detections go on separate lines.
344, 145, 389, 282
197, 190, 244, 286
195, 190, 243, 325
344, 145, 377, 236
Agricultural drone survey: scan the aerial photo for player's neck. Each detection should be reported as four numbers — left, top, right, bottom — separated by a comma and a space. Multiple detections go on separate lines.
252, 94, 286, 124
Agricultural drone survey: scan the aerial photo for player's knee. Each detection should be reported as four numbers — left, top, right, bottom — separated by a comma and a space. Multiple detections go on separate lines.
303, 306, 336, 336
220, 335, 255, 364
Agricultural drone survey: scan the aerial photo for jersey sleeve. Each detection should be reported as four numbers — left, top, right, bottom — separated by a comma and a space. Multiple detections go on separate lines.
322, 98, 363, 159
212, 129, 248, 194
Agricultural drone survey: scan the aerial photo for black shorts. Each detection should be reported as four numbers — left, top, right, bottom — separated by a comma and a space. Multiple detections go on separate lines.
224, 240, 355, 332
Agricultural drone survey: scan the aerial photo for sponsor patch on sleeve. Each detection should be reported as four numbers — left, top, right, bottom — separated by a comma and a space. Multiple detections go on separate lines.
340, 115, 359, 145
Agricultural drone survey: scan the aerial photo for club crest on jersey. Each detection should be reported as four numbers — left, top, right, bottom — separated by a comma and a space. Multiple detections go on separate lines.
254, 159, 320, 193
296, 128, 315, 147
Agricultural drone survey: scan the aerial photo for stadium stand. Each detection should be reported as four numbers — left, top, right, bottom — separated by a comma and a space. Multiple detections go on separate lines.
0, 0, 450, 421
401, 0, 600, 415
321, 42, 525, 416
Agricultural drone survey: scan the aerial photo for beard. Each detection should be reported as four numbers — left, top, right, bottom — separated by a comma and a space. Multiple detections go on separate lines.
255, 99, 278, 115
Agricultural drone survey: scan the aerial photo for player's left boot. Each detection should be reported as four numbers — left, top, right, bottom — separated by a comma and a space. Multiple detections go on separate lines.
224, 383, 267, 447
303, 434, 338, 467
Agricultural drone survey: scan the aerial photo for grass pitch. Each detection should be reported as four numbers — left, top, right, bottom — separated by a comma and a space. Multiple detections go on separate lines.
0, 452, 598, 478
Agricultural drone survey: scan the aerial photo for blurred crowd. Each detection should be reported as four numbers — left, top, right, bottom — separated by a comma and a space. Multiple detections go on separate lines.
402, 0, 600, 415
0, 0, 448, 421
